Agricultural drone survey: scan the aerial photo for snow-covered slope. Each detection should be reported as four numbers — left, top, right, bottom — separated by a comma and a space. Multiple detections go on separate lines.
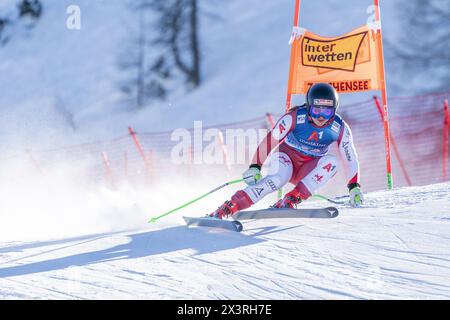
1, 182, 449, 299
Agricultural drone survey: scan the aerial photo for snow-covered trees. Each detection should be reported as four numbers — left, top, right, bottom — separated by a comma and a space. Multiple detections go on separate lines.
155, 0, 201, 89
18, 0, 42, 19
120, 0, 201, 109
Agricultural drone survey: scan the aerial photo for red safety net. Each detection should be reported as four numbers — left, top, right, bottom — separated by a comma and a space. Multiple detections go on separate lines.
6, 91, 449, 196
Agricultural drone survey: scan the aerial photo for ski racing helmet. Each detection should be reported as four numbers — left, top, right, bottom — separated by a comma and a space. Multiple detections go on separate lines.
306, 83, 339, 121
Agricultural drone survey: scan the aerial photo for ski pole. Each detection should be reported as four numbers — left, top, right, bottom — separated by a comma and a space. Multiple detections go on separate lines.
311, 194, 348, 205
148, 177, 250, 223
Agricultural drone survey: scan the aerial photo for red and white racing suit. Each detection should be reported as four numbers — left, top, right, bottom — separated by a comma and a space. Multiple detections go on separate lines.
229, 107, 360, 211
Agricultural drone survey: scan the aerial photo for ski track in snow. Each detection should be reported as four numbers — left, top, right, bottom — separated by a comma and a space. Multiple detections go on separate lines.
0, 183, 449, 299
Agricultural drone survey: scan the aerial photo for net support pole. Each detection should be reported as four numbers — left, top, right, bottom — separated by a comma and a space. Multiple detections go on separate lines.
443, 99, 449, 181
285, 0, 301, 112
374, 0, 393, 190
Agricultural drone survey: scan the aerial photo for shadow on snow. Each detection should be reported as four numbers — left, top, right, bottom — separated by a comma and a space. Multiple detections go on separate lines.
0, 224, 300, 278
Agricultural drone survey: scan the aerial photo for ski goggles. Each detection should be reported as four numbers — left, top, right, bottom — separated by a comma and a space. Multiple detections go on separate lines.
309, 106, 334, 119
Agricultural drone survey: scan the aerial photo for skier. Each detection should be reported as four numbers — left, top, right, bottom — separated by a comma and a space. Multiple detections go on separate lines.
210, 82, 363, 219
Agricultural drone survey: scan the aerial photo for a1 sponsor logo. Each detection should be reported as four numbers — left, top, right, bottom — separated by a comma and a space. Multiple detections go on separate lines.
272, 115, 292, 140
307, 131, 323, 142
322, 163, 336, 172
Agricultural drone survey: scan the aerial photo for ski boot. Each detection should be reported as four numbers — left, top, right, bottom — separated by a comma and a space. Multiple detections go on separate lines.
272, 189, 302, 209
209, 200, 239, 219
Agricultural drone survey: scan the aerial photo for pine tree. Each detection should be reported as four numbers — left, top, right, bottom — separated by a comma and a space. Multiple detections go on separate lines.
150, 0, 201, 89
18, 0, 42, 19
119, 0, 201, 108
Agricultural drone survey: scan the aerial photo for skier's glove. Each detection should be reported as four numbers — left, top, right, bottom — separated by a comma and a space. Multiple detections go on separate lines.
243, 164, 262, 186
348, 183, 363, 207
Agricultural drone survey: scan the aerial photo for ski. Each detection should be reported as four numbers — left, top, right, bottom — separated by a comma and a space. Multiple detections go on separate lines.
183, 216, 244, 232
233, 207, 339, 220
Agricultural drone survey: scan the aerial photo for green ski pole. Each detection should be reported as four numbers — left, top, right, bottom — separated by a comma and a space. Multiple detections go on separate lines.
148, 177, 249, 223
311, 194, 348, 205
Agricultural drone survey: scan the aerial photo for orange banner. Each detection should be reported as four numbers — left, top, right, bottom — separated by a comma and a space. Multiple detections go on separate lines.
290, 25, 381, 94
